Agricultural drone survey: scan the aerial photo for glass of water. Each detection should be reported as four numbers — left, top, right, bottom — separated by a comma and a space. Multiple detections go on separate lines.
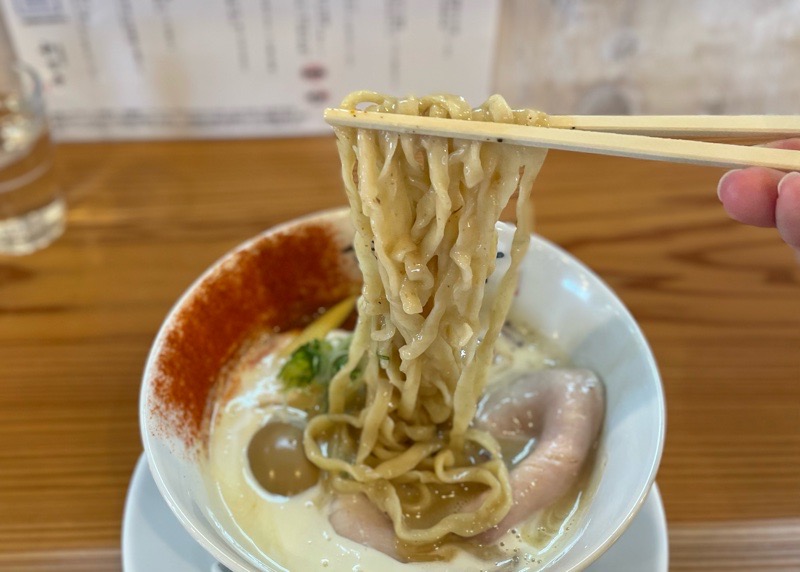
0, 65, 64, 255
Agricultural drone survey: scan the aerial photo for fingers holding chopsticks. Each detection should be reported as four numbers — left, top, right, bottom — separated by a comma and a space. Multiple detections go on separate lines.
717, 138, 800, 255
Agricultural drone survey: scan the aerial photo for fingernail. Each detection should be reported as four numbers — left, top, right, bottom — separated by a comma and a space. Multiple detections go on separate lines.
717, 169, 741, 201
759, 138, 800, 150
777, 171, 800, 195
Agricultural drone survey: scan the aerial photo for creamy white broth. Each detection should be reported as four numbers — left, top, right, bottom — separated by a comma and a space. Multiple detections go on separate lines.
204, 324, 596, 571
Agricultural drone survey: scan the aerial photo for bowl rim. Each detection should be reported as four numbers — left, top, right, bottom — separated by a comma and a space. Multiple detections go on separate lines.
140, 208, 353, 572
530, 231, 666, 570
140, 207, 666, 572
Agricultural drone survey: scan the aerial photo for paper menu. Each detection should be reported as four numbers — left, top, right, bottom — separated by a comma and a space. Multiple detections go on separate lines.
1, 0, 500, 141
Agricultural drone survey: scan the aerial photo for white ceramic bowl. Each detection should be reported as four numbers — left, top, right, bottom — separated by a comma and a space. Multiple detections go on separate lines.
140, 208, 665, 571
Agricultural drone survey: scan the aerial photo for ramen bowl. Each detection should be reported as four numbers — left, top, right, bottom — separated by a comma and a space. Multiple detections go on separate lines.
140, 208, 665, 571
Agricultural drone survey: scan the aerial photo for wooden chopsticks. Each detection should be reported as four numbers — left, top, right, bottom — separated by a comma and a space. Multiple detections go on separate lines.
547, 115, 800, 138
324, 109, 800, 171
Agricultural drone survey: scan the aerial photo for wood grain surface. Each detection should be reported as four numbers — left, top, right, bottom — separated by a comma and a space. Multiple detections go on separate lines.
0, 138, 798, 571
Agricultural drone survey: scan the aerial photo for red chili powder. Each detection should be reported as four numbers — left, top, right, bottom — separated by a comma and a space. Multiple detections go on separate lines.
149, 221, 360, 449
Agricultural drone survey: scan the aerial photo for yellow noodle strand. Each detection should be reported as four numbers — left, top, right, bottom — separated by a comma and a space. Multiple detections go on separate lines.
304, 92, 548, 544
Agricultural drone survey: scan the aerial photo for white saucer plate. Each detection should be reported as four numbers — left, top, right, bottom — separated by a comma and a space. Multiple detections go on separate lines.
122, 454, 668, 572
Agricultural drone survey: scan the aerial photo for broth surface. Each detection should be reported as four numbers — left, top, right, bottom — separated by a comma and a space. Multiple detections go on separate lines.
205, 324, 598, 571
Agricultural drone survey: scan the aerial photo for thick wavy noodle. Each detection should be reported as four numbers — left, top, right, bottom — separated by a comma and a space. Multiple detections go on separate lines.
304, 92, 548, 545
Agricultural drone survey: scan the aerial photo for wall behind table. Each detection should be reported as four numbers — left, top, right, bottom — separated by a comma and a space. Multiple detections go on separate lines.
494, 0, 800, 115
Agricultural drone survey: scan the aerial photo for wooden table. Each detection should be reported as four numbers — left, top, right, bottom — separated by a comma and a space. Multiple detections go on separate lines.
1, 138, 798, 571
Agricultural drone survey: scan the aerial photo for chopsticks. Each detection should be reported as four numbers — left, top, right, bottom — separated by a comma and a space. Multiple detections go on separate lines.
547, 115, 800, 137
324, 109, 800, 171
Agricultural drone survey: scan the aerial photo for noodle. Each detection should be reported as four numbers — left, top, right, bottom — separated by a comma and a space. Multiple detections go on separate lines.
304, 92, 549, 544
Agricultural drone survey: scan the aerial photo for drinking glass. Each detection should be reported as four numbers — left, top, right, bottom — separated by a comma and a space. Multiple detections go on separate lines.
0, 64, 63, 255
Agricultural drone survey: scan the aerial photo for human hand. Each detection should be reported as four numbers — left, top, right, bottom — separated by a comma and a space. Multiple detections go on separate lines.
717, 139, 800, 257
